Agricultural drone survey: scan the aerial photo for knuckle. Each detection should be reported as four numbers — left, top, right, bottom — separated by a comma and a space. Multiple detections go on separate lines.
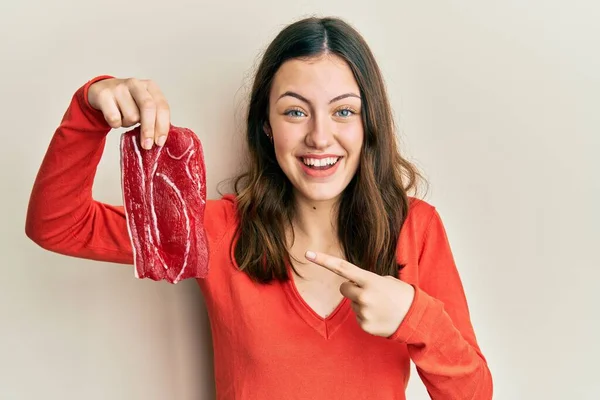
105, 114, 121, 127
157, 101, 170, 112
357, 293, 368, 304
108, 122, 122, 129
122, 113, 140, 126
139, 99, 156, 111
113, 83, 129, 97
361, 309, 372, 320
97, 87, 113, 101
125, 77, 140, 87
360, 315, 374, 328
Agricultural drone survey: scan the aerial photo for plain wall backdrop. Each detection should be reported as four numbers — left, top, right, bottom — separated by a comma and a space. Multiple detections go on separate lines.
1, 0, 599, 399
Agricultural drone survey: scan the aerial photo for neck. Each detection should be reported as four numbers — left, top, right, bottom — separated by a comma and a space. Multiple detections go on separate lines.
289, 192, 339, 250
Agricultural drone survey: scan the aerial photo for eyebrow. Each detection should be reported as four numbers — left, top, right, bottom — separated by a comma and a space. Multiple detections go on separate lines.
276, 91, 361, 105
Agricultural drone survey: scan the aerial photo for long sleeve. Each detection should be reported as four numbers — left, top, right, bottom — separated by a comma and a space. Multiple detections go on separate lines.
25, 75, 134, 265
390, 209, 493, 399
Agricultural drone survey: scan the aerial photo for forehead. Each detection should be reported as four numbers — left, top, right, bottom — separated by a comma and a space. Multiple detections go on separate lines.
270, 54, 360, 100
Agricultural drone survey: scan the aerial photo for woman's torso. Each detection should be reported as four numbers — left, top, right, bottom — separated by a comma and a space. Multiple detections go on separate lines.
194, 194, 430, 400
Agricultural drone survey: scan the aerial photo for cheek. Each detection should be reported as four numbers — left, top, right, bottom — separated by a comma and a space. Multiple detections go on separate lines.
273, 133, 297, 153
272, 134, 300, 171
271, 121, 304, 156
339, 123, 365, 156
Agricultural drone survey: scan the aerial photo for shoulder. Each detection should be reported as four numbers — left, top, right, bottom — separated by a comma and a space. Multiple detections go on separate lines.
405, 196, 438, 233
204, 193, 238, 244
205, 193, 237, 222
395, 196, 441, 265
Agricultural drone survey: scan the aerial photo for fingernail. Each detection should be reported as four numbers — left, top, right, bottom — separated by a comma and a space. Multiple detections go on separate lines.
156, 136, 166, 147
305, 251, 316, 260
143, 138, 153, 150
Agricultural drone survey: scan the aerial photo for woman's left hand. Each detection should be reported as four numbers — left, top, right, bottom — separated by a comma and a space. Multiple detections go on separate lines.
305, 251, 416, 337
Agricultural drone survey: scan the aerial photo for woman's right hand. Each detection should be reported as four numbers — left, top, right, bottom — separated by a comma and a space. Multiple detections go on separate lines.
88, 78, 171, 150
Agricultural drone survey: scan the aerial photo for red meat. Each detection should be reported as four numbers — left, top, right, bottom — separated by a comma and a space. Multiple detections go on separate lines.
120, 125, 208, 283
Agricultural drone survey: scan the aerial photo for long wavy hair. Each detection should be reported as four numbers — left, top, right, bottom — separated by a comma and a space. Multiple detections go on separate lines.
231, 16, 424, 283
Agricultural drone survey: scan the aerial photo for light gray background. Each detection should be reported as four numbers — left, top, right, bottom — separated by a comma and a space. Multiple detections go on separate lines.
1, 1, 599, 399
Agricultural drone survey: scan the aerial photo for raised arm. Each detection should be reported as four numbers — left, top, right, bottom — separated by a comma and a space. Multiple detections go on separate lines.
25, 75, 172, 265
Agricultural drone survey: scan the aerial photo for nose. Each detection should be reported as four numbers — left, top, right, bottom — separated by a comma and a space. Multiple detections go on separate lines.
305, 113, 333, 149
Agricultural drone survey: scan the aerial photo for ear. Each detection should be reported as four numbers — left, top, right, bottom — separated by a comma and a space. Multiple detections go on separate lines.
263, 121, 272, 138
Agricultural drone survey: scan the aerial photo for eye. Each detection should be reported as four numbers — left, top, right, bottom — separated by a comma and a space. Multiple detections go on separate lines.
284, 109, 307, 118
334, 108, 356, 118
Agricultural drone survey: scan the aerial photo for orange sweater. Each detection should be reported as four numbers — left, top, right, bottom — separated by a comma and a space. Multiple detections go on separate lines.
26, 76, 493, 399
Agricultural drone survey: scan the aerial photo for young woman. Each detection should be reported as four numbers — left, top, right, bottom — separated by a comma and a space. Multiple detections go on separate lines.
26, 16, 493, 400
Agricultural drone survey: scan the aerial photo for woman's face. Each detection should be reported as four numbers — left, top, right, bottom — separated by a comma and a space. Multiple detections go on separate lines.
268, 54, 364, 204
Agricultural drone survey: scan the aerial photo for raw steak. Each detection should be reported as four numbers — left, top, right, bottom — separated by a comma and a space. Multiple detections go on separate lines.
120, 125, 208, 283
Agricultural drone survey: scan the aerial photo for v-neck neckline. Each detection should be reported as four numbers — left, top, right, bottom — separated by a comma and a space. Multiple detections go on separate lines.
228, 236, 351, 339
282, 263, 351, 340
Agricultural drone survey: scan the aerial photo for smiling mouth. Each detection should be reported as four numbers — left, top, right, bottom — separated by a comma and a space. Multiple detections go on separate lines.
300, 156, 342, 170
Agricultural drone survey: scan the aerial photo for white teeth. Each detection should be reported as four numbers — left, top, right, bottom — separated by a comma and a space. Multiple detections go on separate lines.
302, 157, 340, 167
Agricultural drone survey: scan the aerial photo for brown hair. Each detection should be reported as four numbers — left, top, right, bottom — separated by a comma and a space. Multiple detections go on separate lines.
231, 16, 424, 283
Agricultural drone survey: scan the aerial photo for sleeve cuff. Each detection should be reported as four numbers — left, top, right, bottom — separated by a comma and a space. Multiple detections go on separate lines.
388, 285, 445, 344
74, 75, 116, 130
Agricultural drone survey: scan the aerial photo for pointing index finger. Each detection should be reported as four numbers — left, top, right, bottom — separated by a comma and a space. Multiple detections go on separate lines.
305, 251, 370, 287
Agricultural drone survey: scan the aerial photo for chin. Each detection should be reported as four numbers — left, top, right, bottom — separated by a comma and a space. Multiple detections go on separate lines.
295, 183, 347, 203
